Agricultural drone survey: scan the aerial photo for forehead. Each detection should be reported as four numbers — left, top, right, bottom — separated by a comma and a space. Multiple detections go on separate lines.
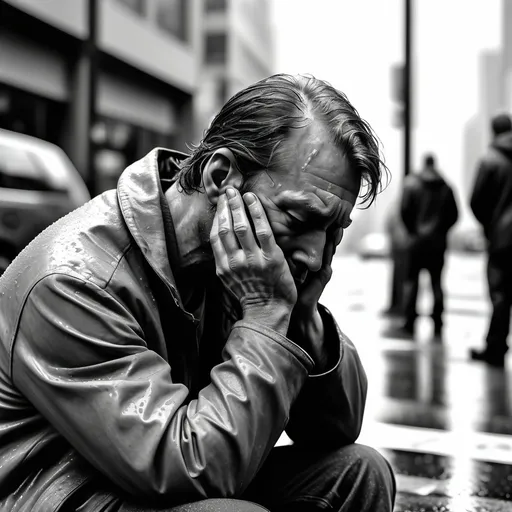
277, 121, 360, 203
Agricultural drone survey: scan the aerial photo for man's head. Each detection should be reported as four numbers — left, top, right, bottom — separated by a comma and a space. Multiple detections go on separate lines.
424, 154, 436, 168
491, 113, 512, 137
175, 74, 388, 283
179, 74, 386, 207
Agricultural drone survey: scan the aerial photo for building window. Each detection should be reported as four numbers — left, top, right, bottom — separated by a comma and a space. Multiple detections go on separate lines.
205, 0, 227, 12
155, 0, 187, 42
204, 33, 227, 64
116, 0, 146, 16
0, 86, 65, 146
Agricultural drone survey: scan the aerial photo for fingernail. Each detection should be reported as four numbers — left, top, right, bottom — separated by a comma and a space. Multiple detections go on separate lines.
225, 188, 236, 199
244, 193, 256, 205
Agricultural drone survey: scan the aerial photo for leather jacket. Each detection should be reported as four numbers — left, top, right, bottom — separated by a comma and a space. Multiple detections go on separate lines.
0, 149, 367, 511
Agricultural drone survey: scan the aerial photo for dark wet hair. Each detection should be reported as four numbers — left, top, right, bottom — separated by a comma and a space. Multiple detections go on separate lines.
178, 73, 389, 206
491, 113, 512, 136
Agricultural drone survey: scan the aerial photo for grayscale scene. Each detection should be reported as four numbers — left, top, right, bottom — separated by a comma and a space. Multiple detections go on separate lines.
0, 1, 511, 511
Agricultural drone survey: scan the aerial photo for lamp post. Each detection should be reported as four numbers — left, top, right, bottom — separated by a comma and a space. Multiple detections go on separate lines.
404, 0, 412, 177
86, 0, 99, 196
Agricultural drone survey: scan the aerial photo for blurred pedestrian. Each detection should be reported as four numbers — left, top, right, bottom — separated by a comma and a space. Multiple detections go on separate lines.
391, 154, 458, 339
382, 203, 409, 318
0, 75, 395, 511
469, 113, 512, 368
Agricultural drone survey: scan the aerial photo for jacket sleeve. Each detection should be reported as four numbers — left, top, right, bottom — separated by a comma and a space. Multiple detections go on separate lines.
284, 305, 367, 447
470, 160, 494, 228
11, 273, 314, 501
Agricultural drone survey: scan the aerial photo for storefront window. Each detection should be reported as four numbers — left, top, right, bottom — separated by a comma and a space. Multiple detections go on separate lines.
204, 33, 227, 64
0, 86, 65, 146
155, 0, 187, 42
92, 117, 176, 193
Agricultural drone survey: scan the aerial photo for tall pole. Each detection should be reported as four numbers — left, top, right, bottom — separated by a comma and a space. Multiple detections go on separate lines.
86, 0, 99, 195
404, 0, 412, 177
68, 0, 99, 196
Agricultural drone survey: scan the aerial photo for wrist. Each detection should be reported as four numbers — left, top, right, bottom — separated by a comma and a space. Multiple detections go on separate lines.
289, 308, 328, 370
243, 303, 292, 336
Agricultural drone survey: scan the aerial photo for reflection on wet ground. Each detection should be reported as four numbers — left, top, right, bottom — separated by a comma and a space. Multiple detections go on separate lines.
387, 450, 512, 501
395, 493, 512, 512
323, 253, 512, 511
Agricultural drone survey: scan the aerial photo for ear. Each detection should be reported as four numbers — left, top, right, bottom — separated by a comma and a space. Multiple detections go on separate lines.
203, 148, 243, 205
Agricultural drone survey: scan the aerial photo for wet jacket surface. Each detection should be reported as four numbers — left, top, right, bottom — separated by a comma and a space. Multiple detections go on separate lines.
0, 149, 367, 511
471, 131, 512, 253
401, 169, 459, 251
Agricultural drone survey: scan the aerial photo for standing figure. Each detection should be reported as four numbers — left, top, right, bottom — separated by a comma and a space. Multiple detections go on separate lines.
470, 113, 512, 367
395, 154, 458, 339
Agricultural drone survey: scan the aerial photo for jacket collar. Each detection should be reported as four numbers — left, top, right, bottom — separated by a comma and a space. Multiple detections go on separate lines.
117, 147, 192, 314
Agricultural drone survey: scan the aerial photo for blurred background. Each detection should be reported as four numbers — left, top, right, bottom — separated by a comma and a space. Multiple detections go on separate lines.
1, 1, 512, 510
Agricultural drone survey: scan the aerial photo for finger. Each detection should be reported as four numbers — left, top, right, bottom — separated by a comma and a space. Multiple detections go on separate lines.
323, 238, 335, 267
227, 189, 258, 253
244, 192, 276, 253
317, 239, 334, 287
210, 211, 230, 271
217, 192, 240, 253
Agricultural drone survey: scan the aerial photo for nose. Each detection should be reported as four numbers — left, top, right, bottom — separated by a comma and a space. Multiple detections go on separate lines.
291, 231, 325, 273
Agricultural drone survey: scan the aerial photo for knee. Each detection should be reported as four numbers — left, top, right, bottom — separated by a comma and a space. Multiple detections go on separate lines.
323, 444, 396, 511
336, 444, 394, 483
169, 499, 269, 512
335, 444, 396, 497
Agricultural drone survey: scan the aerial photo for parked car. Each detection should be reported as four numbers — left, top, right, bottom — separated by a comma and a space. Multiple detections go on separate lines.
0, 129, 91, 274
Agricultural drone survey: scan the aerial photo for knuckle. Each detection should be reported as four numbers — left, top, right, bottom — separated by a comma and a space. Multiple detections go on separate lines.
249, 203, 262, 216
234, 223, 249, 237
218, 226, 231, 238
228, 257, 240, 272
227, 252, 245, 271
256, 228, 271, 240
229, 198, 241, 210
245, 255, 260, 270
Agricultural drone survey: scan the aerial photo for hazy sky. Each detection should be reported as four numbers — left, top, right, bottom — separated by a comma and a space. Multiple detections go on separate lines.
271, 0, 503, 228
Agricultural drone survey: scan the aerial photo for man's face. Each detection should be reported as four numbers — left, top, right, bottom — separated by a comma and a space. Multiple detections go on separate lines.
245, 121, 360, 287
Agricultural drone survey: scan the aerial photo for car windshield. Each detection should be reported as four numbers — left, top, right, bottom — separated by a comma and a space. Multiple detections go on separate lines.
0, 143, 55, 191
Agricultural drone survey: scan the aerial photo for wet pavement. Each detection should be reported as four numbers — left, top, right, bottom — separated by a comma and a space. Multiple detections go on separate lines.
324, 252, 512, 511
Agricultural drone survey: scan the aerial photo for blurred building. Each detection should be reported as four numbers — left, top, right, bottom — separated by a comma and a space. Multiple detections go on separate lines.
0, 0, 201, 194
463, 0, 512, 196
502, 0, 512, 110
194, 0, 275, 141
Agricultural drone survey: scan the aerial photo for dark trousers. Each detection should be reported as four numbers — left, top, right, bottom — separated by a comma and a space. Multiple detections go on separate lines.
108, 444, 395, 512
403, 246, 445, 328
485, 250, 512, 355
